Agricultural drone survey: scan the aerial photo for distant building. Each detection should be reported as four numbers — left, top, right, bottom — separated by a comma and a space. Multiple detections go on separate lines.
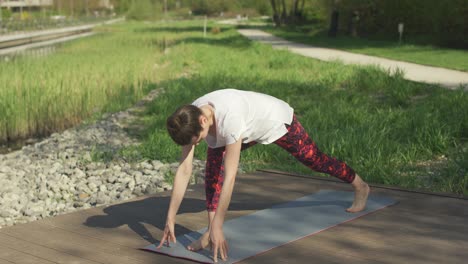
0, 1, 112, 9
0, 0, 113, 13
98, 0, 112, 10
0, 0, 53, 9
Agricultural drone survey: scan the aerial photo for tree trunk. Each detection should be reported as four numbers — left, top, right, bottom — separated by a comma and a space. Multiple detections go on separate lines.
328, 10, 339, 37
293, 0, 300, 16
70, 0, 73, 18
280, 0, 287, 24
299, 0, 306, 19
270, 0, 281, 27
290, 0, 299, 23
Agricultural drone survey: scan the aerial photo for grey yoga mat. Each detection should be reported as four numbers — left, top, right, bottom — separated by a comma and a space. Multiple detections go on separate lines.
142, 190, 396, 264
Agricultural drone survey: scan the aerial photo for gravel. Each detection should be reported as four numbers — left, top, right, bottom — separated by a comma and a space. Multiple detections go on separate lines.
0, 90, 205, 228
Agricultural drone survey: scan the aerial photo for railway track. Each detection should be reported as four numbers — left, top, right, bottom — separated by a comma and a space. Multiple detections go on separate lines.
0, 18, 123, 55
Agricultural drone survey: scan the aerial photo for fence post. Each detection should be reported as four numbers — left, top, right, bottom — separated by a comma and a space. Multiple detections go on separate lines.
203, 15, 207, 38
0, 0, 3, 24
398, 23, 404, 44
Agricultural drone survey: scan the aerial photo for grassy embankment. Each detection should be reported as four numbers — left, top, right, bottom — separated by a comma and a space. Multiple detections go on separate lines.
0, 21, 169, 143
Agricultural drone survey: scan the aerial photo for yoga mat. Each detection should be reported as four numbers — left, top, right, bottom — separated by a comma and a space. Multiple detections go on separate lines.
142, 190, 396, 263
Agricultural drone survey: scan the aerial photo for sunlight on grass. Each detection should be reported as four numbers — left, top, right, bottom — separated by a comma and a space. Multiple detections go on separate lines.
0, 22, 171, 142
2, 20, 466, 195
127, 21, 467, 195
265, 27, 468, 72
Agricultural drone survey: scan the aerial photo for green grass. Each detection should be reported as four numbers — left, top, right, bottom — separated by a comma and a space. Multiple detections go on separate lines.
262, 26, 468, 72
2, 20, 467, 195
129, 21, 467, 195
0, 22, 169, 142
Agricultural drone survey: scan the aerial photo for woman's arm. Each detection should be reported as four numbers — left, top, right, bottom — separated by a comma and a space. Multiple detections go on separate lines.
158, 144, 195, 248
167, 144, 195, 220
210, 139, 243, 261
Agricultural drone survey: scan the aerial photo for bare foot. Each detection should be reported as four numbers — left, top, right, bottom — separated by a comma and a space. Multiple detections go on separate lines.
187, 231, 210, 251
347, 176, 370, 213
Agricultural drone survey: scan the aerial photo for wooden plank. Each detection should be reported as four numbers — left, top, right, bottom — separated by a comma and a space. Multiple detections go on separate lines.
38, 207, 160, 249
1, 223, 149, 264
0, 242, 56, 264
302, 221, 466, 264
37, 190, 206, 248
0, 171, 467, 264
238, 172, 468, 264
241, 239, 385, 264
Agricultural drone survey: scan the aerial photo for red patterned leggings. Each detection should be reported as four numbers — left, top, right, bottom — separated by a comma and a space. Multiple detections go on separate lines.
204, 115, 356, 211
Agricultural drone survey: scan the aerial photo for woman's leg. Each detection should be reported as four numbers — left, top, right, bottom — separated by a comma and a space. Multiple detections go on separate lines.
274, 115, 369, 212
188, 146, 225, 251
274, 115, 356, 183
189, 142, 257, 251
205, 146, 225, 212
205, 142, 258, 212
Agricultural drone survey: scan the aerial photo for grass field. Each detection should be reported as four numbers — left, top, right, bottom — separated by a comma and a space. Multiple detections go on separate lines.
262, 26, 468, 72
0, 22, 166, 142
1, 20, 467, 195
130, 21, 467, 195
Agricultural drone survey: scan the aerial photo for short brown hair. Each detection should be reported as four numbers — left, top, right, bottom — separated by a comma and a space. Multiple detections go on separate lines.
166, 105, 203, 145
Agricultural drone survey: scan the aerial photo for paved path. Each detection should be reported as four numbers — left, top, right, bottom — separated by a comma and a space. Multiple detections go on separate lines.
238, 29, 468, 89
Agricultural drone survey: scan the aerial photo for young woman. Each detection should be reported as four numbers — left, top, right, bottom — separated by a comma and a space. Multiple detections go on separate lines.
157, 89, 370, 262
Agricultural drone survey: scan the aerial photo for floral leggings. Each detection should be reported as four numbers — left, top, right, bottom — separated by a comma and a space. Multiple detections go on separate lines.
204, 115, 356, 211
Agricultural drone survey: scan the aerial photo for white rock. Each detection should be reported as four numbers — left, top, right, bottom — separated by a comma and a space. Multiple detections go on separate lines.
0, 166, 11, 173
127, 179, 136, 190
0, 89, 188, 228
74, 168, 86, 178
141, 161, 153, 170
151, 160, 165, 170
99, 185, 107, 192
107, 175, 118, 183
88, 182, 98, 192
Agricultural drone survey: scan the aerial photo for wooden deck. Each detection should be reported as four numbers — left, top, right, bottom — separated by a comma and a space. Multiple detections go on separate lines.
1, 171, 467, 264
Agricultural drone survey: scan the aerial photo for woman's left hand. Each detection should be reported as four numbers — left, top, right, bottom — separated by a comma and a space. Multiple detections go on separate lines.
210, 222, 228, 262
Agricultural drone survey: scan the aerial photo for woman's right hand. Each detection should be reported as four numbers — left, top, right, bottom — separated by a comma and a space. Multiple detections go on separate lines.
157, 219, 176, 248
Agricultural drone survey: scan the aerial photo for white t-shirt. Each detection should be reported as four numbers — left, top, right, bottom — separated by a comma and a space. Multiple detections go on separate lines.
192, 89, 294, 148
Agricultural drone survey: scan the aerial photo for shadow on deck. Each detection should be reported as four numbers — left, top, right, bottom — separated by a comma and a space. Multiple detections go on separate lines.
0, 171, 467, 263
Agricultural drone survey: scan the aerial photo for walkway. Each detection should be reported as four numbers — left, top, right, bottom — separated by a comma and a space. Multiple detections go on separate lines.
238, 29, 468, 89
0, 18, 124, 56
0, 171, 467, 263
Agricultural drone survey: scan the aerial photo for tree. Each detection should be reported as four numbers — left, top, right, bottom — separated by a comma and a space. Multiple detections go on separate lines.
269, 0, 307, 26
270, 0, 280, 26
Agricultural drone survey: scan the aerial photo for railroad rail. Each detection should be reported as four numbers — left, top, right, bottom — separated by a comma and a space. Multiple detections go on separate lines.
0, 18, 124, 54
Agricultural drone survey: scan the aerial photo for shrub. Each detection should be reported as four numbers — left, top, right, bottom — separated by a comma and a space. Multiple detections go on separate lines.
211, 27, 221, 34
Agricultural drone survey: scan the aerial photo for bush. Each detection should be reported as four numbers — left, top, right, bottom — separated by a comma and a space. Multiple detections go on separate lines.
211, 26, 221, 34
1, 8, 13, 20
320, 0, 468, 49
170, 7, 193, 19
126, 0, 161, 21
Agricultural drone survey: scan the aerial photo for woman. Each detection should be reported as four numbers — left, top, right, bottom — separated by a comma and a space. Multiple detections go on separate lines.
157, 89, 370, 262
